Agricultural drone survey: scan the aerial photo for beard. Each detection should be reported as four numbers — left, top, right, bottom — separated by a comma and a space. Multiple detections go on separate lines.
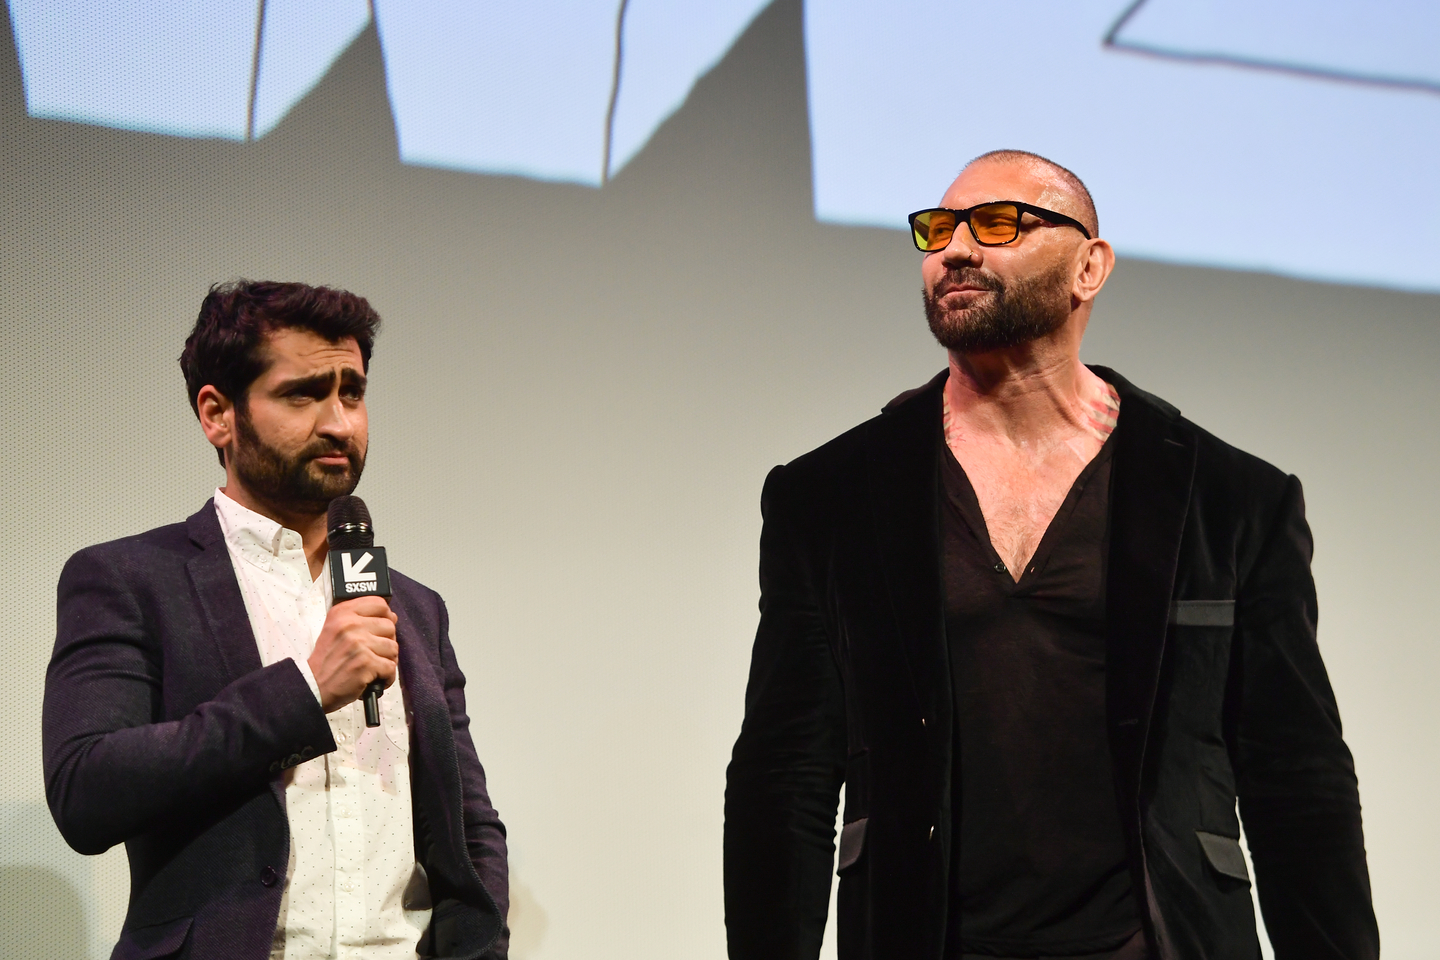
924, 260, 1072, 353
231, 405, 366, 513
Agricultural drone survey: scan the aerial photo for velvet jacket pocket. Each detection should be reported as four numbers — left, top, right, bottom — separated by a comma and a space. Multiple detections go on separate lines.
1196, 831, 1250, 885
837, 817, 868, 874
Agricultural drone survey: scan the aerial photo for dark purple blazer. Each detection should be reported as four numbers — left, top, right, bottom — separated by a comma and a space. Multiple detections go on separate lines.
44, 501, 508, 960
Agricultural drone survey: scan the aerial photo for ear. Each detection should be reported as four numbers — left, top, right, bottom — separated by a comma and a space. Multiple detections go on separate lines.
196, 385, 236, 462
1072, 238, 1116, 304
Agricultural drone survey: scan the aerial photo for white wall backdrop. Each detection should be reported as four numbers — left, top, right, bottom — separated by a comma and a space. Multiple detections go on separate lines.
2, 2, 1436, 958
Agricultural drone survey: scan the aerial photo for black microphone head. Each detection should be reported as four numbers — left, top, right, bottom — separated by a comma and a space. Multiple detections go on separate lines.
327, 495, 374, 549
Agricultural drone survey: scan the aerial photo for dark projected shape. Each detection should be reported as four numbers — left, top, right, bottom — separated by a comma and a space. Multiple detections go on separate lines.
1105, 0, 1440, 95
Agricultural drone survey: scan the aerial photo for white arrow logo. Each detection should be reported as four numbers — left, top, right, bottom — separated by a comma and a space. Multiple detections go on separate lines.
341, 551, 378, 584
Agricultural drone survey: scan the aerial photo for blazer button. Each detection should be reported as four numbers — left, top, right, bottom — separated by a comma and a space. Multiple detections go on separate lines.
299, 746, 315, 761
285, 753, 302, 768
260, 866, 279, 887
268, 761, 281, 775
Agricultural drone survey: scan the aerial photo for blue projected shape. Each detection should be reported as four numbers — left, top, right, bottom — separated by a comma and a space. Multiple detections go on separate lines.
803, 0, 1440, 292
9, 0, 257, 138
607, 0, 772, 177
1109, 0, 1440, 93
373, 0, 620, 185
6, 0, 770, 185
252, 0, 372, 138
9, 0, 1440, 290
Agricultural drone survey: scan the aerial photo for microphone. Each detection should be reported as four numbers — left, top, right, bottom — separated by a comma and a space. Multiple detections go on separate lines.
327, 495, 393, 727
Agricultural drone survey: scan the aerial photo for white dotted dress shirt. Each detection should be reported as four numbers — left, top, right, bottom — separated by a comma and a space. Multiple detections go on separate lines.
214, 490, 432, 960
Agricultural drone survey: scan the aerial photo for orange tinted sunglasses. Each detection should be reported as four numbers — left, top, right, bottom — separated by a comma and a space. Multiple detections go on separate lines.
908, 201, 1091, 251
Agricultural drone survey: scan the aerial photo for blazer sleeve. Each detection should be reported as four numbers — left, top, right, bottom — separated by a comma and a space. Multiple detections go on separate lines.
436, 596, 510, 957
1231, 475, 1379, 960
724, 465, 847, 960
43, 544, 335, 855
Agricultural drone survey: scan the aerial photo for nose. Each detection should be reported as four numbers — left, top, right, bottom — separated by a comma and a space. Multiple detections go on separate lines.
316, 394, 357, 443
939, 222, 981, 267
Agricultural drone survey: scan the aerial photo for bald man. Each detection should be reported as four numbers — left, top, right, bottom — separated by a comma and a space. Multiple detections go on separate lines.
723, 151, 1377, 960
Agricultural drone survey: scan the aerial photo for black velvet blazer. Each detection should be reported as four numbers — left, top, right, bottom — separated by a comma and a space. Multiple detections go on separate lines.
724, 368, 1377, 960
44, 502, 508, 960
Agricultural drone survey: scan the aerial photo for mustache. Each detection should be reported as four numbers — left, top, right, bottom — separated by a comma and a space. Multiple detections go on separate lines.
932, 267, 1004, 297
301, 438, 361, 464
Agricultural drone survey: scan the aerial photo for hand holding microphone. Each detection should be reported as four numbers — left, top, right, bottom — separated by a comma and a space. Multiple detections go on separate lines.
308, 496, 395, 725
309, 596, 396, 716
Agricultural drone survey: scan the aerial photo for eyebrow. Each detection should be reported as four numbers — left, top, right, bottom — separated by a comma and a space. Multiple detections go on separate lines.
273, 368, 367, 395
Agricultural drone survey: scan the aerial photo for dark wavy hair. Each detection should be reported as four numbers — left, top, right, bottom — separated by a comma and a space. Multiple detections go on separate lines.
179, 280, 381, 466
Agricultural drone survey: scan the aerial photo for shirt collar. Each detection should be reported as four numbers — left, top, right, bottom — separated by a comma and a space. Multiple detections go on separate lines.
213, 487, 312, 578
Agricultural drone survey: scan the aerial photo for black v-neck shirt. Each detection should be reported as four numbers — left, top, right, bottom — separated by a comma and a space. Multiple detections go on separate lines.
941, 434, 1141, 958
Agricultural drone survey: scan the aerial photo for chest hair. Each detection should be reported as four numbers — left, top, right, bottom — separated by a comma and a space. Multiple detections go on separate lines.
944, 385, 1119, 578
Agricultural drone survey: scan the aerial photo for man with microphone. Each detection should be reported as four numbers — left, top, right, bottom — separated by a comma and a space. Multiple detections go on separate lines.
43, 280, 508, 959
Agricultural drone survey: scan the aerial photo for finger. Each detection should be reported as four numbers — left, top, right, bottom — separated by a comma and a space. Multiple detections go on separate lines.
369, 655, 398, 688
361, 616, 397, 640
338, 615, 396, 641
332, 595, 393, 618
359, 634, 399, 660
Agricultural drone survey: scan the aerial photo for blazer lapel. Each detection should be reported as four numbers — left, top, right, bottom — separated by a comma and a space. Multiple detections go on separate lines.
184, 500, 264, 683
390, 593, 472, 882
393, 605, 451, 747
1096, 367, 1197, 805
864, 371, 949, 724
184, 501, 284, 812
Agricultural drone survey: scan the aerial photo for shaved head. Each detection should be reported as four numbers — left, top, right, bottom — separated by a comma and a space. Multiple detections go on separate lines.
964, 149, 1098, 238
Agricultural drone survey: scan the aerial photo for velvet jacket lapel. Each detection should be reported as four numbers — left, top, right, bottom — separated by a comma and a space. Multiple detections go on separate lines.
1094, 367, 1197, 812
865, 371, 948, 727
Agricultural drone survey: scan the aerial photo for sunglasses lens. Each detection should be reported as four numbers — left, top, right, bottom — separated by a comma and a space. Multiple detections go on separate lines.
913, 210, 956, 251
970, 203, 1020, 244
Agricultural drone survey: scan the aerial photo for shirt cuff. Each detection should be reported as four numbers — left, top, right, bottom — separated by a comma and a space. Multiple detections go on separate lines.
293, 657, 324, 706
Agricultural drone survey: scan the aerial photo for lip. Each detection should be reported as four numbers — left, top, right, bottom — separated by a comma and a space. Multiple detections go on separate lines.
312, 454, 350, 465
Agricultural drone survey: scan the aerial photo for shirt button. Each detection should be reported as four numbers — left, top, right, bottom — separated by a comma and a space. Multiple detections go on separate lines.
336, 731, 348, 743
340, 881, 354, 893
993, 562, 1007, 574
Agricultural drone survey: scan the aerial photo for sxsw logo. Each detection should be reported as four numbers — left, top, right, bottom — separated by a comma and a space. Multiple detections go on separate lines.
330, 547, 391, 600
342, 551, 378, 586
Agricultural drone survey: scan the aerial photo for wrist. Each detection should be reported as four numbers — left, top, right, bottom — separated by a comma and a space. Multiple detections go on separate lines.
296, 656, 324, 707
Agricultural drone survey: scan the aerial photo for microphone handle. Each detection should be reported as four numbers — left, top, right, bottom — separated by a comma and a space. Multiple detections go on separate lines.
362, 679, 385, 727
